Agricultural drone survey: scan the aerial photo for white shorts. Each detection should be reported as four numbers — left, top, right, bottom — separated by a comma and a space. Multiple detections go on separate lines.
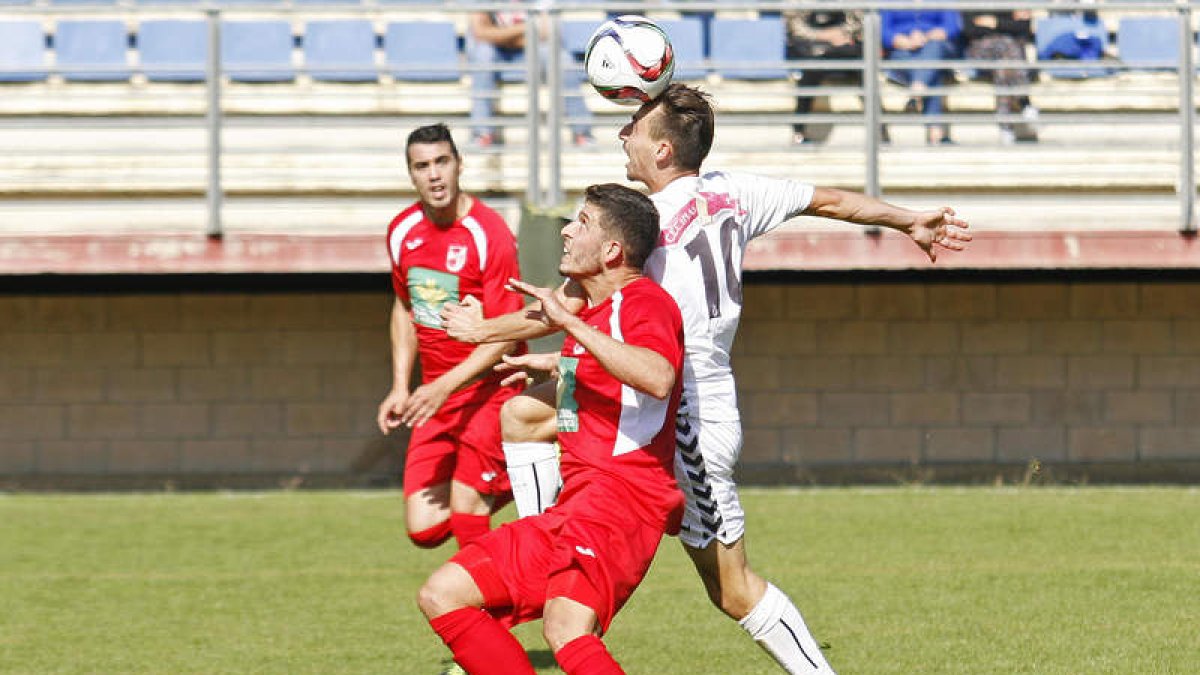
673, 394, 745, 550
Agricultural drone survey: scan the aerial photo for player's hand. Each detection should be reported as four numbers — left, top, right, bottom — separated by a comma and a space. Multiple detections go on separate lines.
396, 380, 452, 429
441, 295, 484, 343
909, 207, 972, 262
495, 352, 560, 387
507, 278, 574, 328
376, 389, 410, 434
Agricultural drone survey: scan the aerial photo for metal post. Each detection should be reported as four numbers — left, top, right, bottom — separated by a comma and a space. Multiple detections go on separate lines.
1179, 5, 1196, 233
546, 10, 563, 207
862, 11, 882, 200
525, 15, 542, 208
205, 9, 223, 239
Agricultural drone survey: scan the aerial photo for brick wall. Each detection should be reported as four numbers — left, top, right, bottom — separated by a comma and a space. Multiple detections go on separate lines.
732, 278, 1200, 483
2, 277, 1198, 487
0, 287, 405, 487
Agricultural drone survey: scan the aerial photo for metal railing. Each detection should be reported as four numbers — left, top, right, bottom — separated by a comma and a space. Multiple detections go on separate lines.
0, 1, 1196, 235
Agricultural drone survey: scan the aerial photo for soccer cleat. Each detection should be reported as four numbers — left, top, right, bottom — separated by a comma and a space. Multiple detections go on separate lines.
438, 661, 467, 675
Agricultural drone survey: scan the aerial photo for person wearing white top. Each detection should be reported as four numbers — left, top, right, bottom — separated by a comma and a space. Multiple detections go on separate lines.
442, 83, 971, 673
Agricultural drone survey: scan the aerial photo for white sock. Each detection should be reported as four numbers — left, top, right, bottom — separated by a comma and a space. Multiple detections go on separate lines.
738, 583, 835, 674
503, 442, 561, 518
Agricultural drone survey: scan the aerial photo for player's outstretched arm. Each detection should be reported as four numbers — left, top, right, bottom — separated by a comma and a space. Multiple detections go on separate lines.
507, 278, 676, 399
441, 280, 587, 343
805, 187, 973, 262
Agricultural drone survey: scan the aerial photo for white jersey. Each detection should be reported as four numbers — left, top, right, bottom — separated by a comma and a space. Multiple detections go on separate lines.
645, 172, 814, 422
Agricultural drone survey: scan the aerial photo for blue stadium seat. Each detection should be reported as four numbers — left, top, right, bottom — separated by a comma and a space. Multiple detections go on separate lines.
55, 20, 131, 82
1036, 15, 1110, 79
384, 21, 460, 82
658, 17, 706, 81
561, 19, 597, 58
139, 19, 206, 82
0, 20, 47, 82
221, 20, 294, 82
1117, 16, 1181, 71
304, 20, 377, 82
708, 17, 787, 80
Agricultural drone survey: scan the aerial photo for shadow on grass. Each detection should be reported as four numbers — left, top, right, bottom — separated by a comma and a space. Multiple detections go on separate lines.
529, 649, 556, 668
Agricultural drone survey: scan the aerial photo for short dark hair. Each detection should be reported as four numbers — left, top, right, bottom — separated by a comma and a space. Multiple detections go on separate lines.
585, 183, 660, 270
405, 123, 459, 164
645, 84, 714, 171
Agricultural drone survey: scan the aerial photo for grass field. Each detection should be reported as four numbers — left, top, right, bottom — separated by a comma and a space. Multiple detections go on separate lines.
2, 487, 1196, 674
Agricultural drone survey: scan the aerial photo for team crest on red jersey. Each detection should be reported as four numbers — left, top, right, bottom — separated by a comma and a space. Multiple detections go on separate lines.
446, 244, 468, 273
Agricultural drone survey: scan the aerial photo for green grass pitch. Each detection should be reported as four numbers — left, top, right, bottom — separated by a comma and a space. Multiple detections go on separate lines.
2, 487, 1196, 674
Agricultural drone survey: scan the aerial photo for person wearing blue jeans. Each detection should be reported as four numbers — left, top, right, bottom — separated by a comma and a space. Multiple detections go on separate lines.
466, 11, 594, 148
882, 10, 962, 144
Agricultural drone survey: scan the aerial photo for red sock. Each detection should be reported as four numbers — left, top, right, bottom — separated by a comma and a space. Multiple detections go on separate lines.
429, 608, 535, 675
408, 520, 453, 549
554, 635, 625, 675
450, 512, 491, 548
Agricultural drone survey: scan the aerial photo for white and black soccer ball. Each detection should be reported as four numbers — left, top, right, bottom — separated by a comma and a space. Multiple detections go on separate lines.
583, 15, 675, 106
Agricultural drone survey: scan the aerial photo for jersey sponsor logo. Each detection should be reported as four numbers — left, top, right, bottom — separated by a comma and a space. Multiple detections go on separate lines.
445, 244, 469, 273
556, 356, 580, 433
405, 238, 424, 250
574, 545, 597, 558
407, 266, 459, 329
659, 192, 742, 246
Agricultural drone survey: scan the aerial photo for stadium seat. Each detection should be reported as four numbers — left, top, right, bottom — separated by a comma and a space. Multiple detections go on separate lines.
55, 20, 131, 82
139, 19, 206, 82
0, 20, 47, 82
1036, 15, 1110, 79
561, 19, 596, 58
304, 20, 377, 82
384, 21, 460, 82
658, 17, 706, 81
708, 17, 787, 80
221, 20, 294, 82
1117, 16, 1181, 71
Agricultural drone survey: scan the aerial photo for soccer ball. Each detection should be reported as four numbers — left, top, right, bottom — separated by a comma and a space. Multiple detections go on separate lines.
583, 15, 675, 106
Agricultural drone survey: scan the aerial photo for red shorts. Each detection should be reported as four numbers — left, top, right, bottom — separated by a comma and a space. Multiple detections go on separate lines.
402, 385, 516, 499
450, 482, 667, 633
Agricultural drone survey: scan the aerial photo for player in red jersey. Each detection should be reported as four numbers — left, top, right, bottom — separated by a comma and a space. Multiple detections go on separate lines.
377, 123, 526, 550
417, 183, 685, 675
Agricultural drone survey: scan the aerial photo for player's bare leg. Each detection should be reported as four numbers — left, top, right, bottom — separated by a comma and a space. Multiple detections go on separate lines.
543, 596, 621, 673
684, 538, 835, 674
419, 562, 535, 674
406, 481, 495, 548
500, 381, 561, 518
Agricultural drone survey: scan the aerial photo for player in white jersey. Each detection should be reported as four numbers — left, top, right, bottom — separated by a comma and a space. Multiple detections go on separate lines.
442, 83, 971, 674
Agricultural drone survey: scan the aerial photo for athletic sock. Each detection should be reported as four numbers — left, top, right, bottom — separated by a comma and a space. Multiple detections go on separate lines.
738, 583, 836, 674
449, 512, 491, 549
429, 608, 535, 675
503, 442, 561, 518
554, 635, 625, 675
408, 519, 453, 549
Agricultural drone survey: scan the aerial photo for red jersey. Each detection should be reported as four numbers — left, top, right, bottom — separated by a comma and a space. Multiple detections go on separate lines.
386, 198, 525, 408
554, 277, 686, 534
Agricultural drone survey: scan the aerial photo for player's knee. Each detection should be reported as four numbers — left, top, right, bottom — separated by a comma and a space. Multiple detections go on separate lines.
408, 519, 453, 549
417, 566, 462, 620
500, 395, 554, 443
542, 613, 589, 652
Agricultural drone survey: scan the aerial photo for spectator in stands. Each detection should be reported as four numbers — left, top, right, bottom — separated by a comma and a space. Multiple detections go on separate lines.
785, 10, 864, 145
466, 11, 594, 148
882, 10, 962, 145
962, 11, 1039, 144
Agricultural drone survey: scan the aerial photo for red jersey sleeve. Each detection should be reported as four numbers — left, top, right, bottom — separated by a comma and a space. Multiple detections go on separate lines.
619, 281, 685, 370
477, 217, 525, 319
